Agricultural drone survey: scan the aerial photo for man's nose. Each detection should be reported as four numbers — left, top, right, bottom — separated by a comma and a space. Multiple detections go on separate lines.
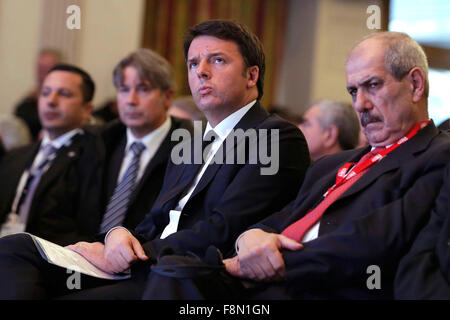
353, 90, 372, 112
196, 60, 211, 80
128, 89, 138, 105
47, 91, 58, 107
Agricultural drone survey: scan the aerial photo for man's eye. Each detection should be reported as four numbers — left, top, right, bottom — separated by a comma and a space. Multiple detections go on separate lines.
188, 62, 198, 69
59, 89, 72, 97
118, 86, 129, 93
137, 86, 149, 92
369, 82, 379, 88
40, 88, 50, 97
348, 88, 357, 96
214, 58, 224, 63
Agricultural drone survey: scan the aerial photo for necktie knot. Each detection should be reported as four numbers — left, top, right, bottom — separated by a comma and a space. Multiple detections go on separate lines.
130, 142, 145, 157
36, 144, 57, 170
40, 144, 57, 157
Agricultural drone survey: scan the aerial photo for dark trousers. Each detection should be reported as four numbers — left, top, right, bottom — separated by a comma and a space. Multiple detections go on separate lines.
0, 234, 146, 299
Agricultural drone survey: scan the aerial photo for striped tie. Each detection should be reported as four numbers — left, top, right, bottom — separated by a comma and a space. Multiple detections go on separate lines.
100, 141, 146, 233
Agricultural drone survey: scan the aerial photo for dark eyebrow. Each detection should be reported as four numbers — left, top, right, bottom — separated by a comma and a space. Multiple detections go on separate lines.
347, 76, 382, 91
188, 51, 227, 63
359, 76, 382, 87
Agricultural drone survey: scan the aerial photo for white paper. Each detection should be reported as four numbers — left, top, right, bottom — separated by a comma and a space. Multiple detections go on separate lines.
160, 210, 182, 239
25, 233, 130, 280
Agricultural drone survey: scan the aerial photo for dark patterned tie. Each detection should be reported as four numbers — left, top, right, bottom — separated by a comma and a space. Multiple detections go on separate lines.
100, 142, 146, 233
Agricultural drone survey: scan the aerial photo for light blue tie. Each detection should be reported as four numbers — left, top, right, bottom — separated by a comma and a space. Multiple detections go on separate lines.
17, 144, 58, 223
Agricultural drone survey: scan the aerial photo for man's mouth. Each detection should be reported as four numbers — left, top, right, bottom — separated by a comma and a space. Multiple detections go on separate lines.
43, 112, 59, 120
360, 112, 382, 127
125, 112, 142, 119
198, 86, 212, 96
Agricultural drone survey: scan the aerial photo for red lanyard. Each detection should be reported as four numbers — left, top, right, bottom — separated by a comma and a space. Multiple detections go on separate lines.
324, 120, 430, 197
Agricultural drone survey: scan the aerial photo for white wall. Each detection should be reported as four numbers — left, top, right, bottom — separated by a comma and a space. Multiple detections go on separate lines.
0, 0, 144, 115
0, 0, 42, 114
78, 0, 145, 107
275, 0, 381, 115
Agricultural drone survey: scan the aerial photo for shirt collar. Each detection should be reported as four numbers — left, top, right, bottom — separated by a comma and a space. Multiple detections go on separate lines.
125, 116, 172, 153
204, 100, 256, 139
41, 128, 83, 150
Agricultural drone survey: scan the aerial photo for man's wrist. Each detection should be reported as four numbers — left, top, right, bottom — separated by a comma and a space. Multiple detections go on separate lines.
235, 228, 259, 253
104, 226, 133, 243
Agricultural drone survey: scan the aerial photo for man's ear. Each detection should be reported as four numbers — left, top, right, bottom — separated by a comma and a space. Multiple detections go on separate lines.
323, 125, 339, 148
83, 102, 93, 116
81, 102, 93, 124
246, 66, 259, 89
408, 67, 426, 102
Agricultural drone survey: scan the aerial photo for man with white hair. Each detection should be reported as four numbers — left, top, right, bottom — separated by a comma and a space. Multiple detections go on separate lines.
299, 100, 360, 161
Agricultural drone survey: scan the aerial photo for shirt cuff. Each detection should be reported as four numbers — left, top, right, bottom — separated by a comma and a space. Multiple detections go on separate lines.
104, 226, 133, 243
234, 229, 259, 254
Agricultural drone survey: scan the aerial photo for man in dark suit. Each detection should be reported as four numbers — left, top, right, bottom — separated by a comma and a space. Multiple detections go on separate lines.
0, 64, 104, 245
142, 31, 450, 300
394, 164, 450, 299
0, 20, 309, 299
94, 48, 193, 235
0, 138, 5, 159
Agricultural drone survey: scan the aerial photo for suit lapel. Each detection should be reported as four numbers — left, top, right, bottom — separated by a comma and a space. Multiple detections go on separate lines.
187, 102, 269, 200
106, 136, 126, 199
132, 125, 173, 200
28, 134, 83, 223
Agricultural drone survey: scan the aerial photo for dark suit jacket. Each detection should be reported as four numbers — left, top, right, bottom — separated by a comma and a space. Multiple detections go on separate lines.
98, 117, 194, 233
0, 129, 105, 245
134, 102, 310, 264
0, 139, 5, 159
14, 96, 41, 141
253, 122, 450, 299
394, 164, 450, 299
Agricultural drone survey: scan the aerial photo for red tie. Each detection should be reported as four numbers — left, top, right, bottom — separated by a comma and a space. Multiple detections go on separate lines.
281, 148, 384, 243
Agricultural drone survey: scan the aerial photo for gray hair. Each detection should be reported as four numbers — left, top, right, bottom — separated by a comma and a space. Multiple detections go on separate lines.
113, 48, 176, 91
315, 100, 360, 150
357, 32, 429, 97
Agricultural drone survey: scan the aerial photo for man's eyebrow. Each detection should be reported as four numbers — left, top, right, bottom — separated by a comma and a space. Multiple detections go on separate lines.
347, 76, 382, 90
358, 76, 382, 86
187, 51, 227, 62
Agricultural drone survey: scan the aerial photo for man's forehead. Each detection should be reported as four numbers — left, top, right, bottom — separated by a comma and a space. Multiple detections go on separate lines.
345, 48, 386, 85
188, 36, 240, 57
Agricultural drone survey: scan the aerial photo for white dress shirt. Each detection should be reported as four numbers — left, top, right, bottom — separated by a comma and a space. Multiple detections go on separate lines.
173, 100, 256, 212
117, 116, 172, 183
